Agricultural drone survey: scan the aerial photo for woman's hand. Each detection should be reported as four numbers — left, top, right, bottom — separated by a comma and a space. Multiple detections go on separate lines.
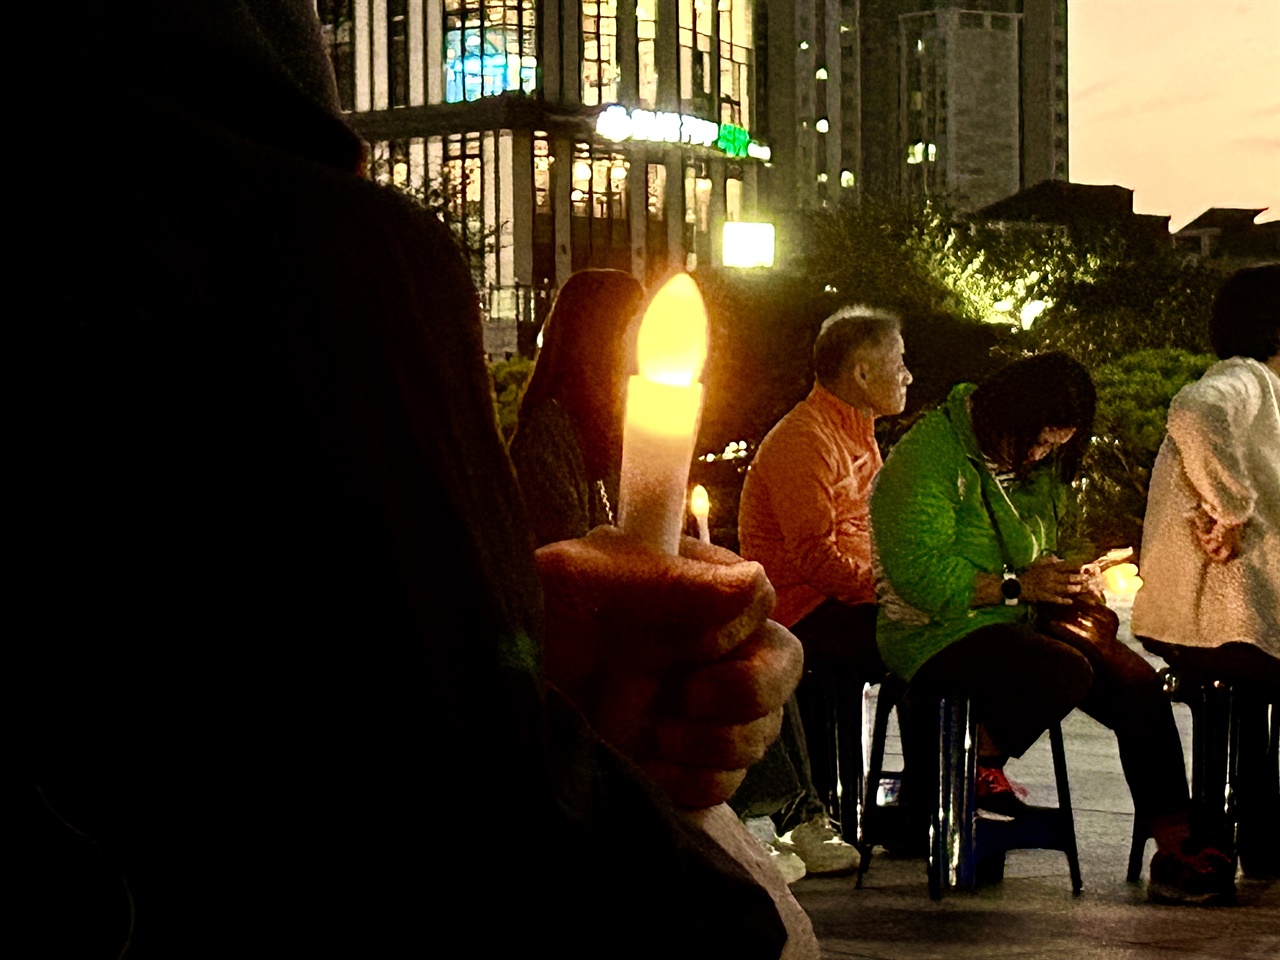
1019, 556, 1089, 605
1191, 512, 1244, 563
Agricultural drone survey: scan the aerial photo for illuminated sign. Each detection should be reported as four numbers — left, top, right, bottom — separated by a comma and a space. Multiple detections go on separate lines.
722, 222, 776, 269
596, 105, 771, 161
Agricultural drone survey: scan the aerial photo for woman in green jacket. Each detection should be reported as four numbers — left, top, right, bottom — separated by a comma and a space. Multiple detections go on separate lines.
870, 353, 1232, 902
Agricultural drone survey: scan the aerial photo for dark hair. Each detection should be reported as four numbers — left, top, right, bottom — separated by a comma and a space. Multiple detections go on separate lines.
812, 306, 901, 386
514, 269, 645, 478
1210, 263, 1280, 362
970, 352, 1096, 480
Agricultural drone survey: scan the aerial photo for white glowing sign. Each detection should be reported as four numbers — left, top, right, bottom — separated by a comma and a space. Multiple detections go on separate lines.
595, 105, 771, 161
722, 222, 776, 269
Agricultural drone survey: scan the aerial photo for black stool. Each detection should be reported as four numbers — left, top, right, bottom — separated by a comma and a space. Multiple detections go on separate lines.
1128, 667, 1280, 880
928, 695, 1082, 899
856, 675, 908, 887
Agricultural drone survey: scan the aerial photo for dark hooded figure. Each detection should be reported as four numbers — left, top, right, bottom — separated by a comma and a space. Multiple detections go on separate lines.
23, 4, 797, 957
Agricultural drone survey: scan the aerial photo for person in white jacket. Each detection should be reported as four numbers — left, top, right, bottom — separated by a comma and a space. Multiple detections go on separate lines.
1133, 262, 1279, 879
1133, 264, 1279, 678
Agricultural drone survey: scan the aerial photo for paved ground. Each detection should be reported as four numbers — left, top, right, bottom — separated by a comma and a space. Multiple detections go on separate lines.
792, 602, 1280, 959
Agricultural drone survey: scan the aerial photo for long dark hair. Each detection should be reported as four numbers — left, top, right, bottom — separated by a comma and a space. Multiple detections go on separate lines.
971, 352, 1096, 481
515, 269, 645, 480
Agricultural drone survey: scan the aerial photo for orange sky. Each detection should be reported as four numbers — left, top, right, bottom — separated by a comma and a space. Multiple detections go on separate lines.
1070, 0, 1280, 231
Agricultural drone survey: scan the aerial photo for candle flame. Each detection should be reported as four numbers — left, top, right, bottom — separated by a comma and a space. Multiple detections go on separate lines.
690, 483, 709, 519
636, 273, 708, 387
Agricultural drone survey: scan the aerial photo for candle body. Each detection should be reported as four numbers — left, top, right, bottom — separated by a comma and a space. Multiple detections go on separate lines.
618, 376, 703, 554
695, 516, 711, 545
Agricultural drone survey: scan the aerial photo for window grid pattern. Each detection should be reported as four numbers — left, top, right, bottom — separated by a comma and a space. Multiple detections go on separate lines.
637, 4, 658, 109
444, 0, 537, 103
679, 0, 714, 117
718, 0, 751, 126
318, 0, 356, 112
581, 2, 619, 107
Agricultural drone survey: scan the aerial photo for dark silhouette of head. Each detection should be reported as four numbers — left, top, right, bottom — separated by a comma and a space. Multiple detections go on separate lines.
516, 269, 646, 478
1210, 263, 1280, 363
971, 352, 1096, 480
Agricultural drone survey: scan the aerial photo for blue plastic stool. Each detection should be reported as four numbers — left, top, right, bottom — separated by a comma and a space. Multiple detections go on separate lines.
929, 695, 1083, 899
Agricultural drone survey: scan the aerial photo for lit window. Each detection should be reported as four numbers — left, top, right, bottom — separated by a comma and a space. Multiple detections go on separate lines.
815, 118, 829, 133
840, 170, 855, 188
444, 1, 538, 104
817, 172, 828, 183
637, 3, 658, 109
717, 0, 752, 126
582, 2, 619, 106
799, 40, 809, 50
679, 0, 714, 116
906, 141, 936, 164
815, 67, 828, 80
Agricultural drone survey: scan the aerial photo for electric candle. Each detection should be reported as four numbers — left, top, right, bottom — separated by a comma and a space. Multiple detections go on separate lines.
1102, 562, 1143, 601
617, 273, 709, 554
690, 484, 711, 544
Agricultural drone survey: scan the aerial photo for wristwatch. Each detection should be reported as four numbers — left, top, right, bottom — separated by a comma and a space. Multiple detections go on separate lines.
1001, 573, 1022, 606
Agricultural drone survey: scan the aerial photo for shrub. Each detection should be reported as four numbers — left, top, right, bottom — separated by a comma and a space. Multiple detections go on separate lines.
490, 354, 534, 442
1073, 348, 1215, 555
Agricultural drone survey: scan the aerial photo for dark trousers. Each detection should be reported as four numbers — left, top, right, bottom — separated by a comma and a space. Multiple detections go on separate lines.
791, 601, 883, 834
1141, 639, 1280, 874
907, 618, 1191, 821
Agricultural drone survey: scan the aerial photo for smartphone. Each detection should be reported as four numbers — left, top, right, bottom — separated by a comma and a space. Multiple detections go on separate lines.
1090, 547, 1134, 573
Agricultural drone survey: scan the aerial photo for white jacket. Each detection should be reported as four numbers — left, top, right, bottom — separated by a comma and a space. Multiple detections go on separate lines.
1132, 357, 1280, 656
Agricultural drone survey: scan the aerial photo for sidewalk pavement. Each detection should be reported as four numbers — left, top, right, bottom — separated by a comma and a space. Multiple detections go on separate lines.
792, 604, 1280, 959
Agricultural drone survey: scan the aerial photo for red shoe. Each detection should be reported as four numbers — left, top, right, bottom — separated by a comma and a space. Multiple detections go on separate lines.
976, 766, 1030, 817
1149, 844, 1237, 905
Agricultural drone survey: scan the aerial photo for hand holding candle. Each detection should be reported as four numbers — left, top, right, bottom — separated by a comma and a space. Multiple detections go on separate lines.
618, 274, 709, 554
690, 483, 711, 544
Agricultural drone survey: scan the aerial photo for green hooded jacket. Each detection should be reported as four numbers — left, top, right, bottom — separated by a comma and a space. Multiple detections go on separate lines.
870, 383, 1069, 680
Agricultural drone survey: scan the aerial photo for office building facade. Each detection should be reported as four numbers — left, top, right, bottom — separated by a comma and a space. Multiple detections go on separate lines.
318, 1, 772, 355
759, 0, 1068, 214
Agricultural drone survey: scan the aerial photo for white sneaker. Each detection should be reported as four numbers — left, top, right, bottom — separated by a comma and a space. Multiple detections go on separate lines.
780, 817, 860, 875
743, 816, 808, 884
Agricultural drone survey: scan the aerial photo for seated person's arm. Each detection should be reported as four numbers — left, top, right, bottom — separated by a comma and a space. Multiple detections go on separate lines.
1167, 372, 1262, 560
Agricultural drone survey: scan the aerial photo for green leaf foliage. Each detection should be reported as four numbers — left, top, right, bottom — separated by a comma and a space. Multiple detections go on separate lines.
490, 354, 534, 442
1075, 348, 1215, 554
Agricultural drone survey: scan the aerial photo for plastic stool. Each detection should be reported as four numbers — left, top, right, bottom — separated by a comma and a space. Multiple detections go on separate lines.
929, 695, 1083, 899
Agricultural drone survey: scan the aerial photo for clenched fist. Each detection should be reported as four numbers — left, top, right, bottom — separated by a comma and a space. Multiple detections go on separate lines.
536, 526, 804, 808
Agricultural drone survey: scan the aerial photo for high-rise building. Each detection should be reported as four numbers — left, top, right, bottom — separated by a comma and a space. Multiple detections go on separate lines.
759, 0, 1068, 214
318, 1, 773, 355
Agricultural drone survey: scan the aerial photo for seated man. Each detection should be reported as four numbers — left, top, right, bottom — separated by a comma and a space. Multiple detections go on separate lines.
738, 307, 912, 846
870, 353, 1233, 903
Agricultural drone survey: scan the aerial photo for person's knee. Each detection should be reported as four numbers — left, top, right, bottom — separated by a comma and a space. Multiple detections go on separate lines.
1059, 647, 1094, 704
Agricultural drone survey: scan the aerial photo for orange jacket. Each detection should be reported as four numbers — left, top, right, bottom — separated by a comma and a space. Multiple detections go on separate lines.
738, 383, 881, 628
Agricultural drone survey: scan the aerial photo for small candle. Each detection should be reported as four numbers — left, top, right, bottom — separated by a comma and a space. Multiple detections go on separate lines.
690, 484, 711, 544
618, 274, 709, 554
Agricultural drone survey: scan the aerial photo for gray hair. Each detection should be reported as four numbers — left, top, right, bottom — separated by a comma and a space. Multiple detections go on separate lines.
812, 306, 902, 386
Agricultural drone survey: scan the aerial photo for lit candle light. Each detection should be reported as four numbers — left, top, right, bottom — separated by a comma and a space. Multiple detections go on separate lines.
690, 483, 711, 544
618, 274, 709, 554
1101, 562, 1143, 601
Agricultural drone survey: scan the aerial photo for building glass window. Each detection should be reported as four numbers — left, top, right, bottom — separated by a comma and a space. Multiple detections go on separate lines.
637, 2, 658, 110
718, 0, 751, 126
572, 144, 631, 270
533, 136, 552, 215
679, 0, 714, 117
388, 0, 409, 108
444, 1, 538, 103
582, 2, 619, 107
318, 0, 356, 112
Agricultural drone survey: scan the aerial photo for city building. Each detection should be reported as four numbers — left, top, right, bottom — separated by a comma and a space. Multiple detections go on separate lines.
318, 1, 773, 355
972, 180, 1171, 241
759, 0, 1068, 215
1173, 208, 1280, 262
